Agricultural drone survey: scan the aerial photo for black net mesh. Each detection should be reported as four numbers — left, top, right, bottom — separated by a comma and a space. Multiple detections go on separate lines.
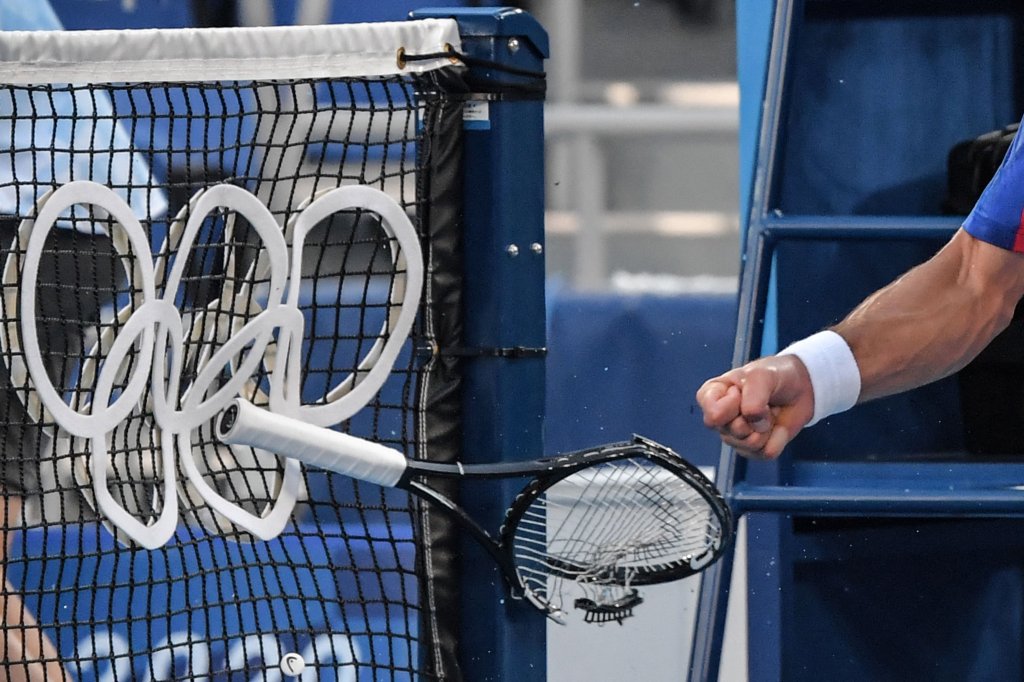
0, 71, 462, 681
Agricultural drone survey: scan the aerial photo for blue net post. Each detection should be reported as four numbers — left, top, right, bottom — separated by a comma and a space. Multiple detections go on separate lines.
412, 7, 549, 681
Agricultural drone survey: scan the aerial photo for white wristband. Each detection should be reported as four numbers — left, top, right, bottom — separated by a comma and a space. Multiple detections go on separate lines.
778, 330, 861, 427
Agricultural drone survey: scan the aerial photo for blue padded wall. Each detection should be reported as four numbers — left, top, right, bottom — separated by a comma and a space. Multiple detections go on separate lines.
48, 0, 193, 29
788, 517, 1024, 681
774, 3, 1020, 218
545, 287, 737, 469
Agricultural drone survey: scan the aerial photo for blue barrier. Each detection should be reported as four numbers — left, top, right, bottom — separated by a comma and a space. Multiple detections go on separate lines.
545, 288, 737, 469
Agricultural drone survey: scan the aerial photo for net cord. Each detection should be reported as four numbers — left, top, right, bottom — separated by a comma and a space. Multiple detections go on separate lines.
0, 19, 463, 84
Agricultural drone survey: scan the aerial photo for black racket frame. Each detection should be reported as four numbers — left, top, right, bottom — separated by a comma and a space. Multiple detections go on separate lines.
395, 435, 734, 599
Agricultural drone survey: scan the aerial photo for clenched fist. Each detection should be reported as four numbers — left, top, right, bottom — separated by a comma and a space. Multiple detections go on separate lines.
696, 354, 816, 460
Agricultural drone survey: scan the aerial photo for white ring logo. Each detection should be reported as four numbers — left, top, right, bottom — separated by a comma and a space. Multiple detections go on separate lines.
9, 180, 423, 549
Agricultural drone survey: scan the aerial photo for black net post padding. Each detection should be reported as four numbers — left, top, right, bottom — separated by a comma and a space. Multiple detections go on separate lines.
413, 66, 470, 682
411, 8, 549, 681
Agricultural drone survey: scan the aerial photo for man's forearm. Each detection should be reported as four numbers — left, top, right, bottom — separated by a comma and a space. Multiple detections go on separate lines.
835, 229, 1024, 403
697, 229, 1024, 460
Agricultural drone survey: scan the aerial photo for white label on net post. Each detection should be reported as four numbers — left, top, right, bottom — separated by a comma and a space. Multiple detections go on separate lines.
463, 101, 491, 130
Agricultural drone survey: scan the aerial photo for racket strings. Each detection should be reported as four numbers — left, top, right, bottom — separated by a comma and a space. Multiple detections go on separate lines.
542, 465, 664, 573
514, 466, 660, 578
547, 459, 708, 566
511, 455, 726, 614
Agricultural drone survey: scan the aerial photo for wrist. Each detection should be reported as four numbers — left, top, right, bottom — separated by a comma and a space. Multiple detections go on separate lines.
778, 330, 861, 426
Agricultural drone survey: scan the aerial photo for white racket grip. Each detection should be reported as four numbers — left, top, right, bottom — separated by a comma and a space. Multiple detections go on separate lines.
217, 398, 408, 488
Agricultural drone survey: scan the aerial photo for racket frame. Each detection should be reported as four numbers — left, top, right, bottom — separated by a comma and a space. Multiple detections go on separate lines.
399, 437, 734, 594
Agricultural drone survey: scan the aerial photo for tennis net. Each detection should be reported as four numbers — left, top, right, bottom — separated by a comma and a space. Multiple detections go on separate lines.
0, 18, 473, 681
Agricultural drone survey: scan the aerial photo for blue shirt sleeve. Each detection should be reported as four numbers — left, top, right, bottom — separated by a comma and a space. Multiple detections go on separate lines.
963, 115, 1024, 252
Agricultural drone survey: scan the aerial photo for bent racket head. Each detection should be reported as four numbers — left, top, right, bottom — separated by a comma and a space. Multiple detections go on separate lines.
172, 304, 295, 543
498, 437, 733, 623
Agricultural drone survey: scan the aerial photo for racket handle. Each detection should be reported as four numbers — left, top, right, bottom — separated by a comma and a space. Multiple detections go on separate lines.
217, 398, 408, 488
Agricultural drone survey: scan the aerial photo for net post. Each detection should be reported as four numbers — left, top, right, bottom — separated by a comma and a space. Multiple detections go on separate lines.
412, 7, 549, 681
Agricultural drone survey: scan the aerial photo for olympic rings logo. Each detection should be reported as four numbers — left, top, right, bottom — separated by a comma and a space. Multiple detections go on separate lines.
7, 180, 423, 549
